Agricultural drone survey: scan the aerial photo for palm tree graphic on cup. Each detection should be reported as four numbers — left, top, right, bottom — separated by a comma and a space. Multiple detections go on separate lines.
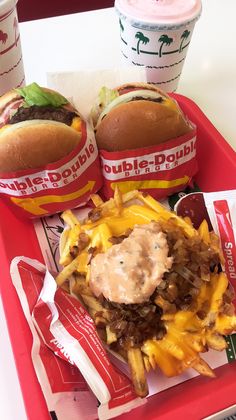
158, 34, 173, 57
179, 30, 190, 52
119, 18, 124, 32
135, 31, 150, 54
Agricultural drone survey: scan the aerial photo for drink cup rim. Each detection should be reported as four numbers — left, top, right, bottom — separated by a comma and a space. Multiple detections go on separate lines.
115, 4, 202, 31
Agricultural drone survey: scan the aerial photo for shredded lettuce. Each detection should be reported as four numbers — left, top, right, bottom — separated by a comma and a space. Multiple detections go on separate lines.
91, 86, 119, 126
16, 82, 68, 107
98, 86, 119, 109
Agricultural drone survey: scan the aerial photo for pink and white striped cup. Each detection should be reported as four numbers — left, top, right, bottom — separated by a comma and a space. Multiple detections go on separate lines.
0, 0, 25, 96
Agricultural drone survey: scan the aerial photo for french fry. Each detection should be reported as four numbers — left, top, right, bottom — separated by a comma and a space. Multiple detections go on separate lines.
137, 192, 197, 237
56, 254, 85, 286
106, 326, 117, 345
61, 209, 80, 227
127, 348, 148, 397
198, 219, 210, 244
192, 358, 215, 378
56, 189, 236, 397
90, 193, 104, 208
205, 333, 227, 351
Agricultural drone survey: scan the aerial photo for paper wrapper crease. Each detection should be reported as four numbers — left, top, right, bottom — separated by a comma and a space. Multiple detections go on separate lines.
99, 127, 197, 199
10, 257, 145, 420
47, 69, 198, 200
0, 121, 103, 218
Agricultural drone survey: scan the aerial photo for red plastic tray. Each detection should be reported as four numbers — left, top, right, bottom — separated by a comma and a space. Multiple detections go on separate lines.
0, 94, 236, 420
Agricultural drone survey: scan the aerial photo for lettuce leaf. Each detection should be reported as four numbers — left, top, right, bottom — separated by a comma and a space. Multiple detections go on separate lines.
16, 82, 68, 107
90, 86, 119, 126
98, 86, 119, 109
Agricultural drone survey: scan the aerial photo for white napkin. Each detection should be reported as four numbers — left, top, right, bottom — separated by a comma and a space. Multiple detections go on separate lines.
47, 67, 147, 120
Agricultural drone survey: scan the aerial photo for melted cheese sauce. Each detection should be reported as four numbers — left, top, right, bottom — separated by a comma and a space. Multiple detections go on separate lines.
90, 222, 173, 304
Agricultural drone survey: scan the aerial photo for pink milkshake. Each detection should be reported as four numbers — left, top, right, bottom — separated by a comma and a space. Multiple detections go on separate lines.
115, 0, 202, 91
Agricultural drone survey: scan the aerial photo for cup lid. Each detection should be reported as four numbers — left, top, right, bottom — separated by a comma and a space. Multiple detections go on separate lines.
115, 0, 202, 26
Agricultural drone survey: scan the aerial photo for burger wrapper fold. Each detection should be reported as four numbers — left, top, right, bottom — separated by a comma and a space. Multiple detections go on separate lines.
99, 126, 197, 200
10, 256, 145, 420
0, 122, 103, 218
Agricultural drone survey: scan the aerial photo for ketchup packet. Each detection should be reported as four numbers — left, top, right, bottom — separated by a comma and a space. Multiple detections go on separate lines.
204, 190, 236, 285
175, 189, 236, 287
10, 257, 145, 420
0, 122, 103, 219
100, 127, 197, 200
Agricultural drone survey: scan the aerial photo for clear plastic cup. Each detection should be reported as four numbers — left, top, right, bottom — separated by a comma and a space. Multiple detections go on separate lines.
115, 0, 202, 92
0, 0, 25, 96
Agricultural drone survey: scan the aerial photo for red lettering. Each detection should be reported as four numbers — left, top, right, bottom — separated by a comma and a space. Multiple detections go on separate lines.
139, 160, 148, 169
48, 172, 61, 182
184, 144, 190, 156
154, 154, 165, 165
14, 180, 27, 190
112, 164, 122, 174
62, 169, 72, 178
78, 154, 87, 165
104, 164, 111, 173
122, 161, 133, 172
33, 177, 43, 185
166, 154, 175, 163
71, 160, 80, 172
25, 177, 33, 188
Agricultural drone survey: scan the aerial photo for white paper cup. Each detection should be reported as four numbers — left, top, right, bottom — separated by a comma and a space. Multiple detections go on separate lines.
115, 0, 202, 92
0, 0, 25, 96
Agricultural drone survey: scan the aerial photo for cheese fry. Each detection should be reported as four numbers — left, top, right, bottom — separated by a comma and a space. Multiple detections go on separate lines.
192, 358, 215, 378
57, 189, 236, 397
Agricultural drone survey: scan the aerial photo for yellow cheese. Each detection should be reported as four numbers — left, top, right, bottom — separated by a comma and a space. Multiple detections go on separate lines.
71, 116, 82, 132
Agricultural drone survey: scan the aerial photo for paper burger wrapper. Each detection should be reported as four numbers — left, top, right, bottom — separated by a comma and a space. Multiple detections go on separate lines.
0, 121, 103, 218
10, 257, 145, 419
99, 126, 197, 200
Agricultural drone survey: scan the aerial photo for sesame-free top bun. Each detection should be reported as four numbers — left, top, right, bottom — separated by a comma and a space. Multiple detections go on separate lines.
0, 83, 83, 173
96, 100, 191, 152
94, 83, 192, 152
0, 120, 81, 172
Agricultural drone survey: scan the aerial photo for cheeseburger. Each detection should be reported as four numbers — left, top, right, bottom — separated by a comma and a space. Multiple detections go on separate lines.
92, 83, 193, 152
0, 83, 82, 172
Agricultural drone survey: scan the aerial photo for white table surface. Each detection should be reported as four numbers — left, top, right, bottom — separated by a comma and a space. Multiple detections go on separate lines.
0, 1, 236, 420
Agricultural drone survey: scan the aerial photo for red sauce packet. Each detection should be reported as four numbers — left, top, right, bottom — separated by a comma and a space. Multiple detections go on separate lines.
175, 190, 236, 290
0, 122, 103, 218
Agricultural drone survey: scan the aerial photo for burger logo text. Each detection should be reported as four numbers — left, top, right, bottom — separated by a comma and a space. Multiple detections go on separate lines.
0, 143, 96, 196
101, 138, 196, 180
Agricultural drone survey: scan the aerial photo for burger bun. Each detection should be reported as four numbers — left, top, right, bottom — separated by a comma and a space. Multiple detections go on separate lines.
95, 99, 192, 152
0, 120, 81, 172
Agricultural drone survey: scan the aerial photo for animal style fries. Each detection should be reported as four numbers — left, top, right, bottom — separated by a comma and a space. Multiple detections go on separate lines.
56, 189, 236, 397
